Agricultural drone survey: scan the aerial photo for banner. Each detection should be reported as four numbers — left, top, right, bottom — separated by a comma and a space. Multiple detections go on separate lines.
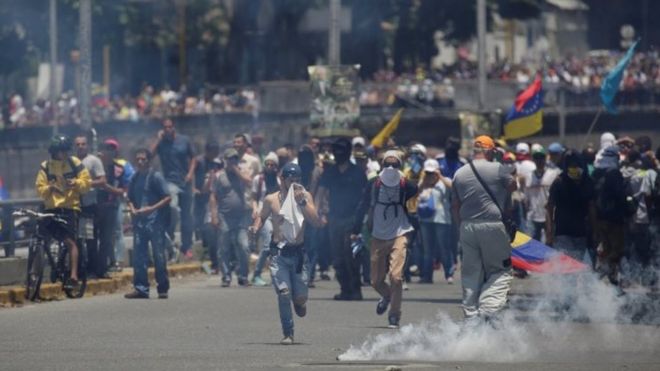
308, 65, 361, 137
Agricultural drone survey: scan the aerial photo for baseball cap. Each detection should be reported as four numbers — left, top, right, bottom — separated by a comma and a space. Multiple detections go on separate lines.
352, 136, 366, 147
223, 148, 239, 159
410, 143, 427, 155
474, 135, 495, 150
515, 142, 530, 154
281, 163, 302, 178
104, 138, 120, 150
382, 150, 402, 165
531, 143, 546, 157
548, 142, 563, 154
423, 159, 440, 173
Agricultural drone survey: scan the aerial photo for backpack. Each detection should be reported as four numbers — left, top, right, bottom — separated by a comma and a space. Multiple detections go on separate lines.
593, 168, 627, 221
41, 156, 82, 181
416, 188, 437, 219
366, 177, 407, 231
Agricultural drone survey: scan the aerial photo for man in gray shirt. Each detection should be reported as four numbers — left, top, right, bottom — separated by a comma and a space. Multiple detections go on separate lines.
452, 135, 516, 323
74, 134, 106, 277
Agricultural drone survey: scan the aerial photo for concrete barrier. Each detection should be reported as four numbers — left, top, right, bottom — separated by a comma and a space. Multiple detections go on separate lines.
0, 262, 202, 307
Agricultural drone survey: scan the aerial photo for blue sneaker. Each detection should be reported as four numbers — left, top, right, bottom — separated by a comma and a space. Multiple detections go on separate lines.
376, 297, 390, 316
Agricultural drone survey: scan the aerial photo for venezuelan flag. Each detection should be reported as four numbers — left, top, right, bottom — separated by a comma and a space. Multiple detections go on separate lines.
503, 75, 543, 140
511, 232, 588, 274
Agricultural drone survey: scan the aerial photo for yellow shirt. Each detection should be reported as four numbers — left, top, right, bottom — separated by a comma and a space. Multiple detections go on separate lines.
35, 157, 92, 211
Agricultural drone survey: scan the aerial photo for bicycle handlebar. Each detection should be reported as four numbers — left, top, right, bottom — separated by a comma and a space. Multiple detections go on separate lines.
12, 208, 68, 225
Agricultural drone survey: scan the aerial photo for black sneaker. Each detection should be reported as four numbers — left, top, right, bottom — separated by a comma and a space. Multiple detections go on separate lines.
221, 278, 231, 287
158, 292, 168, 299
320, 273, 331, 281
388, 315, 400, 329
294, 302, 307, 317
124, 291, 149, 299
238, 279, 251, 287
376, 297, 390, 316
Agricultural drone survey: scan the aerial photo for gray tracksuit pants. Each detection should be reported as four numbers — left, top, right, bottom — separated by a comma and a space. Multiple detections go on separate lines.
459, 220, 513, 319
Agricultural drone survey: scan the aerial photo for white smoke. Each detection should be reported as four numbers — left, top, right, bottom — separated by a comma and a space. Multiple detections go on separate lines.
338, 271, 660, 363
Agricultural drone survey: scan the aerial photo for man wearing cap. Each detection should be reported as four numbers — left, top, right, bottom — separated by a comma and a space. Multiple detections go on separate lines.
251, 152, 281, 286
251, 163, 323, 345
209, 148, 253, 287
524, 145, 560, 242
151, 118, 196, 260
452, 135, 517, 323
353, 150, 417, 328
316, 137, 368, 301
74, 134, 107, 277
193, 140, 222, 273
547, 142, 564, 170
95, 139, 130, 278
592, 145, 627, 285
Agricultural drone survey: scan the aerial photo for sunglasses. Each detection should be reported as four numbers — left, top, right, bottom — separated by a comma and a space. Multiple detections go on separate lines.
383, 162, 401, 169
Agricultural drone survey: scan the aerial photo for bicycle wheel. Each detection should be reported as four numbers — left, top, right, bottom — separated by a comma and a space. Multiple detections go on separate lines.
25, 239, 45, 301
62, 243, 87, 299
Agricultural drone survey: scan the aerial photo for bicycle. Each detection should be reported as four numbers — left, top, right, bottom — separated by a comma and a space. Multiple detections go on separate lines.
13, 208, 88, 301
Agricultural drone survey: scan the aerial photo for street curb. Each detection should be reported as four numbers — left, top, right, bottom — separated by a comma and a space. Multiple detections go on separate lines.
0, 262, 202, 307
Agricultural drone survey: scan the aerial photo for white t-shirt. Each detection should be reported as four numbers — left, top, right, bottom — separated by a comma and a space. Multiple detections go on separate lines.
524, 168, 560, 223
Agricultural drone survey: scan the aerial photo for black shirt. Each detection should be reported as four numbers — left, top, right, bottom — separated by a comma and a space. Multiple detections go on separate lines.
548, 174, 594, 237
319, 163, 368, 219
156, 135, 194, 186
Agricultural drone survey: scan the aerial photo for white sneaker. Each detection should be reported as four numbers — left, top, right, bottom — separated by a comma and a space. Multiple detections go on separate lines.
280, 336, 294, 345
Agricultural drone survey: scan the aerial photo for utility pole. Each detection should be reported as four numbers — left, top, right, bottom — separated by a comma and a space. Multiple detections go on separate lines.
49, 0, 58, 134
328, 0, 340, 66
79, 0, 92, 130
477, 0, 487, 111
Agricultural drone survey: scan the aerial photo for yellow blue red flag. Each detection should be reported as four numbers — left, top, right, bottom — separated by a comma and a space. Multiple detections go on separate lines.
503, 75, 543, 139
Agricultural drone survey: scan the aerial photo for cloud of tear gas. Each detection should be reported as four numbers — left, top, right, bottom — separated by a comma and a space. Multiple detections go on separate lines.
338, 270, 660, 363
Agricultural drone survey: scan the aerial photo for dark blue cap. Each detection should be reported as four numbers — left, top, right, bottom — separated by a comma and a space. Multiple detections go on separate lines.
281, 162, 302, 178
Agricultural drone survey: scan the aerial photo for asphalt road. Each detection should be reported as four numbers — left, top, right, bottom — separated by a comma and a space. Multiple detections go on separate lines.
1, 271, 659, 371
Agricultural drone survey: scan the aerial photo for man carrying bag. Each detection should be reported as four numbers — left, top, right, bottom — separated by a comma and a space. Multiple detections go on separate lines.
452, 136, 517, 324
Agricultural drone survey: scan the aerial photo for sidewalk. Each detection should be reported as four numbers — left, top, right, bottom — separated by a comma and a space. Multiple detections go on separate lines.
0, 262, 202, 307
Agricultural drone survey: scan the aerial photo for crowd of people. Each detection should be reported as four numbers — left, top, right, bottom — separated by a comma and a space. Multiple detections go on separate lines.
1, 85, 258, 129
4, 51, 660, 129
32, 114, 660, 344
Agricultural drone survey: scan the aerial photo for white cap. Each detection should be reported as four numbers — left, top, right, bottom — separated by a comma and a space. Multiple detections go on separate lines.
264, 151, 279, 165
515, 142, 530, 154
352, 136, 366, 147
410, 143, 427, 156
423, 159, 440, 173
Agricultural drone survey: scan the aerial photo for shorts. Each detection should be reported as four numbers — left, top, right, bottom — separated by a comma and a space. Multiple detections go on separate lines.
41, 208, 78, 242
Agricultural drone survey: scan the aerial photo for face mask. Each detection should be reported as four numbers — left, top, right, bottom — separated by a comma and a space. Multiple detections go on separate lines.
567, 166, 583, 180
379, 167, 401, 187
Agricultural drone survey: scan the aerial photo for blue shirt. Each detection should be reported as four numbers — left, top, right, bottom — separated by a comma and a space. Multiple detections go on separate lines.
128, 170, 170, 229
156, 135, 194, 186
439, 157, 466, 180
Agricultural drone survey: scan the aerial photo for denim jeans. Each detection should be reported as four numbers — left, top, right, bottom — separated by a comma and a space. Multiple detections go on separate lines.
95, 204, 118, 276
133, 224, 170, 295
113, 201, 126, 264
270, 251, 309, 337
253, 218, 273, 278
166, 182, 194, 253
419, 222, 454, 281
202, 223, 220, 270
220, 225, 250, 283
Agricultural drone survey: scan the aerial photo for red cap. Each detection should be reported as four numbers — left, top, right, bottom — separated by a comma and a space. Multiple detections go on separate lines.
104, 139, 120, 150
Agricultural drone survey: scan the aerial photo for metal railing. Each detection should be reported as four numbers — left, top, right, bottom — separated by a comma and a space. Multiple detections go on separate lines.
0, 198, 43, 257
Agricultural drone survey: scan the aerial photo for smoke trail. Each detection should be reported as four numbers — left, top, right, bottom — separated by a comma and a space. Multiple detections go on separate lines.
339, 271, 660, 362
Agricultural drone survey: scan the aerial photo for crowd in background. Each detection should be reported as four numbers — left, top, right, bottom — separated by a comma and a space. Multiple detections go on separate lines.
4, 51, 660, 129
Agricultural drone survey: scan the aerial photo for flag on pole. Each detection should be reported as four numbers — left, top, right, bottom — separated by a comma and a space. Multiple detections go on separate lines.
503, 75, 544, 140
600, 40, 639, 114
371, 108, 403, 148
